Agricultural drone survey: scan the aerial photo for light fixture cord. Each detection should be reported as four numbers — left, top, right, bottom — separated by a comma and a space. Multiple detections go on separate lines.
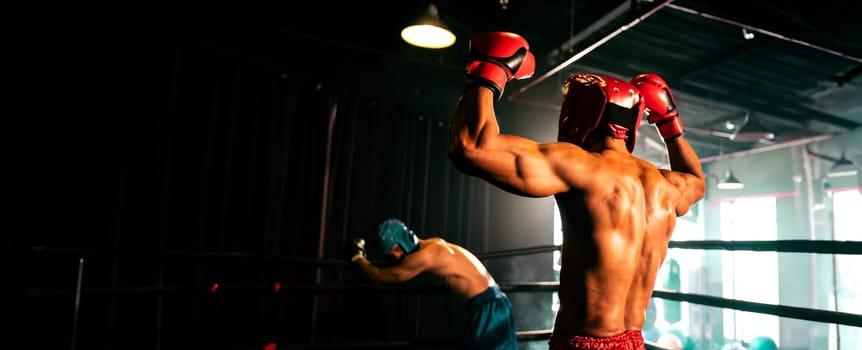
570, 0, 575, 44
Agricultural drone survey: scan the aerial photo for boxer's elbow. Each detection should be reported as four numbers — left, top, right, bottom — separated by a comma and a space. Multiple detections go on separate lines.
448, 140, 480, 175
691, 176, 707, 202
675, 177, 706, 216
447, 137, 465, 160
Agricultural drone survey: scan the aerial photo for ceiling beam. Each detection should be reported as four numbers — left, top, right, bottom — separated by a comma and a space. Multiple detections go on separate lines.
509, 0, 675, 100
830, 63, 862, 87
699, 133, 836, 163
666, 3, 862, 64
542, 0, 632, 67
675, 81, 860, 130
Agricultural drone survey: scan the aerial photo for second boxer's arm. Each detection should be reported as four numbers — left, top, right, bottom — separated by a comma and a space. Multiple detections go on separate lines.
353, 249, 434, 284
449, 87, 570, 197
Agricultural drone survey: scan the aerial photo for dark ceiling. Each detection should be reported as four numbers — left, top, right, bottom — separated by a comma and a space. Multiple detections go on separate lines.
105, 0, 862, 166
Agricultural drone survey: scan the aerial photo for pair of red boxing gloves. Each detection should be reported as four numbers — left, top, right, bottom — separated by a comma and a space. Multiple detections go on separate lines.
464, 32, 684, 141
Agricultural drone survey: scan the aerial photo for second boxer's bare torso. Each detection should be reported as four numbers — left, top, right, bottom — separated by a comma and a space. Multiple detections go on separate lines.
552, 155, 678, 337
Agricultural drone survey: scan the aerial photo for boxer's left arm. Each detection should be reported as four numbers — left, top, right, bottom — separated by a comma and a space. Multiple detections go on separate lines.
662, 137, 706, 216
632, 73, 706, 215
352, 247, 433, 283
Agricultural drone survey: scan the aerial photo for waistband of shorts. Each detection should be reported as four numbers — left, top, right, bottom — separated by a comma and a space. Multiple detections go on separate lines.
465, 285, 504, 308
549, 330, 644, 349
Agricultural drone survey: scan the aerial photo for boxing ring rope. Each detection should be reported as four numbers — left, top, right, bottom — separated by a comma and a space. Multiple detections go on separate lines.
29, 245, 349, 267
26, 241, 862, 347
26, 279, 862, 328
30, 238, 861, 265
668, 240, 862, 254
651, 289, 862, 328
475, 240, 862, 260
477, 244, 560, 259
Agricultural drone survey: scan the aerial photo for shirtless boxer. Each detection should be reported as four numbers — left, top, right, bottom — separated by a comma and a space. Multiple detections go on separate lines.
447, 32, 706, 349
348, 218, 518, 349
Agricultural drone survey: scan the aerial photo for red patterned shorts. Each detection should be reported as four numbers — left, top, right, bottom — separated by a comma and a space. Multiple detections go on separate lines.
549, 330, 645, 350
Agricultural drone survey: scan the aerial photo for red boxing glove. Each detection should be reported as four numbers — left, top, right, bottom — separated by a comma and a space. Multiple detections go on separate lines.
465, 32, 536, 100
630, 73, 684, 140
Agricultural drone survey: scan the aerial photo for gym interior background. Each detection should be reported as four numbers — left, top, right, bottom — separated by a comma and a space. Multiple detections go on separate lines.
20, 1, 861, 349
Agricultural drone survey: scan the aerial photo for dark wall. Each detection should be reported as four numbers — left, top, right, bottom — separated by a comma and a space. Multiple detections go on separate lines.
22, 10, 557, 350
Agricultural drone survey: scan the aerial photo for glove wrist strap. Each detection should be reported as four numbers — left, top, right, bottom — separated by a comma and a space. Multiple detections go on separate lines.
657, 117, 684, 140
465, 61, 510, 100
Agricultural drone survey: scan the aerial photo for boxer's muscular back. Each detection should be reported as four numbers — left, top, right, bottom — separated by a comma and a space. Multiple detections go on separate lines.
553, 154, 679, 337
419, 238, 496, 302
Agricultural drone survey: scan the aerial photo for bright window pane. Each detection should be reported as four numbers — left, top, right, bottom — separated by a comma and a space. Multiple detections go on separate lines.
831, 189, 862, 349
650, 216, 705, 340
720, 197, 780, 345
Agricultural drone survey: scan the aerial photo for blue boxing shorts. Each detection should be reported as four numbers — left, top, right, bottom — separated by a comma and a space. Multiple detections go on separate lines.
463, 285, 518, 350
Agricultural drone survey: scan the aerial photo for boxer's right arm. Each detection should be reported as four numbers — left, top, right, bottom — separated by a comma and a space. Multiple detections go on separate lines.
449, 32, 578, 198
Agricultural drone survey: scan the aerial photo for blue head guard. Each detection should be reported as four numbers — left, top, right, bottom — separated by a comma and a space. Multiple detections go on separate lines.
378, 219, 418, 255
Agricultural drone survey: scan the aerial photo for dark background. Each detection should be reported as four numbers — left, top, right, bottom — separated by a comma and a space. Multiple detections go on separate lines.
13, 1, 862, 349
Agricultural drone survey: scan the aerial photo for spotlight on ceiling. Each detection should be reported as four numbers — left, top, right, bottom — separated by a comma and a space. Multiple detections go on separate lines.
401, 4, 456, 49
717, 170, 745, 190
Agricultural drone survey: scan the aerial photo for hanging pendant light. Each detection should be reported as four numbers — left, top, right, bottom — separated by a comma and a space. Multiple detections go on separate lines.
717, 170, 744, 190
401, 4, 456, 49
